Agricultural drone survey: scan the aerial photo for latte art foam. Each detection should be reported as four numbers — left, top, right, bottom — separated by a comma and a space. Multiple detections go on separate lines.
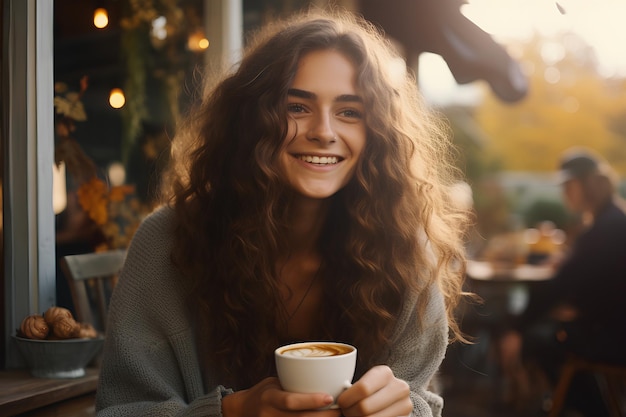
280, 343, 352, 357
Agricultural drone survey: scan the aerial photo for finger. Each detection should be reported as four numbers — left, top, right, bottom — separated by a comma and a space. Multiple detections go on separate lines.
270, 390, 336, 411
338, 365, 393, 408
255, 377, 334, 410
338, 367, 412, 416
346, 400, 413, 417
342, 381, 412, 416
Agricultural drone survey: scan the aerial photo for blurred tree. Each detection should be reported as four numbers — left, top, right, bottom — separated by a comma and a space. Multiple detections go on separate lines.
440, 106, 513, 249
442, 106, 503, 182
522, 199, 570, 230
474, 33, 626, 175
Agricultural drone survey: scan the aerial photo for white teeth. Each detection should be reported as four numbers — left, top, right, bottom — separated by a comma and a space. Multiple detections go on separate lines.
299, 155, 339, 165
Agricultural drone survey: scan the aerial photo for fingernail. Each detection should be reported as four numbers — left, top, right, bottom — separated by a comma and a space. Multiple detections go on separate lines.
323, 395, 334, 404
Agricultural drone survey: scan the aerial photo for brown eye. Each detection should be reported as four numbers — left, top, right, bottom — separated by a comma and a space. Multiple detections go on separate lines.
287, 103, 307, 113
339, 109, 363, 119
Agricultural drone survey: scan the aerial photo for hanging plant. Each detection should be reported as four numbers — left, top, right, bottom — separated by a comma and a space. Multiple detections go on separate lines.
119, 0, 187, 164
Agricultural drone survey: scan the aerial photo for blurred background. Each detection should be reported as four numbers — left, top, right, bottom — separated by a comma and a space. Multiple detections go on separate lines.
22, 0, 626, 415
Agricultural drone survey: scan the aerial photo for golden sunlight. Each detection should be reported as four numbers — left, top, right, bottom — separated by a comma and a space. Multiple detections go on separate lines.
462, 0, 626, 77
420, 0, 626, 105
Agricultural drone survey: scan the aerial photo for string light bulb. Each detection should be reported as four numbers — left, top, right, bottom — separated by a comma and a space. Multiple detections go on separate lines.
198, 38, 210, 50
93, 8, 109, 29
187, 30, 209, 52
107, 162, 126, 186
109, 88, 125, 109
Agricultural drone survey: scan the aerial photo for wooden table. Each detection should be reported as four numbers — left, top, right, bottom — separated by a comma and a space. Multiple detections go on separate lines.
465, 260, 554, 317
0, 368, 98, 416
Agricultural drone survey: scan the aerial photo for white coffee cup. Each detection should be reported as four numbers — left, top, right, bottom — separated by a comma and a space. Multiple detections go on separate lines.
275, 341, 357, 407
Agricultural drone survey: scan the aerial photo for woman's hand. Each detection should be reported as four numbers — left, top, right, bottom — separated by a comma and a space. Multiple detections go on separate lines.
222, 377, 343, 417
337, 366, 413, 417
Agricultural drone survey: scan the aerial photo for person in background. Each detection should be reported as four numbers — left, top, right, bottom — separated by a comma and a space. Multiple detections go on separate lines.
499, 147, 626, 416
96, 9, 470, 417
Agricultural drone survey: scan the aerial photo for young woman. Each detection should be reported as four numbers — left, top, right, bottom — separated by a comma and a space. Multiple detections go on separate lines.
96, 9, 469, 417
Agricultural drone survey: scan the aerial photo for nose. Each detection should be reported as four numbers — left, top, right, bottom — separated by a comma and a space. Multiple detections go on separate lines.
306, 113, 337, 145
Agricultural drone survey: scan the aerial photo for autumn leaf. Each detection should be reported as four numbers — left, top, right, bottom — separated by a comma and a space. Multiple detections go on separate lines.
54, 96, 87, 121
77, 177, 109, 225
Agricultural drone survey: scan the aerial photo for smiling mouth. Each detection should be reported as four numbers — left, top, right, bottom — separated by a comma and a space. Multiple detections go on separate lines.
297, 154, 342, 165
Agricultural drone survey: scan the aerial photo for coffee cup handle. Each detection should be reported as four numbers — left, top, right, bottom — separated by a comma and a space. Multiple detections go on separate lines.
327, 381, 353, 409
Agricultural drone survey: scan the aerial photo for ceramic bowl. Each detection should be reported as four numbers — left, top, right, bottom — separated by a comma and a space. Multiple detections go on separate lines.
13, 335, 104, 378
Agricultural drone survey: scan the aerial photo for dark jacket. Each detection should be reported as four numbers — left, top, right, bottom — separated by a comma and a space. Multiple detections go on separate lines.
519, 199, 626, 363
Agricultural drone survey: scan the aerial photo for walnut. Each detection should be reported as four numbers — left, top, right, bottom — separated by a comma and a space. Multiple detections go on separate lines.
19, 315, 49, 340
43, 306, 73, 325
77, 322, 98, 339
50, 317, 80, 339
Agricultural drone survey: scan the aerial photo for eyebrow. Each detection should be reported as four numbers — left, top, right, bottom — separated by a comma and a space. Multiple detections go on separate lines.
288, 88, 363, 103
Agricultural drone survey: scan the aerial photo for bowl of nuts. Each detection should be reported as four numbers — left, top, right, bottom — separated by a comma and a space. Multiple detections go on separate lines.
13, 306, 104, 378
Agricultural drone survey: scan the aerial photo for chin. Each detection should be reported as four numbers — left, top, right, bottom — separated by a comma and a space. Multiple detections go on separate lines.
292, 186, 342, 200
297, 191, 338, 200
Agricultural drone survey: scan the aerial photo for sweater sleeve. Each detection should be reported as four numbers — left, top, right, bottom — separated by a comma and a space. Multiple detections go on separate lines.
386, 284, 448, 417
96, 208, 230, 417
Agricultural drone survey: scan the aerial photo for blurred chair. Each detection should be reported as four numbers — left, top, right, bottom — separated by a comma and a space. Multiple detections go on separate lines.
60, 249, 126, 332
548, 355, 626, 417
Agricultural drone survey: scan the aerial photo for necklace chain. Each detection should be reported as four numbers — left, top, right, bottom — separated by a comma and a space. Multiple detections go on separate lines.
283, 265, 321, 324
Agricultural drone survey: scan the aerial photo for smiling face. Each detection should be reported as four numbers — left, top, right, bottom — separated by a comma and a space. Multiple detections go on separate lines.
279, 49, 366, 200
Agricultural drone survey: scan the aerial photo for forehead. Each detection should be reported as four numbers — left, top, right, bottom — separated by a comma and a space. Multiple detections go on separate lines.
291, 49, 358, 91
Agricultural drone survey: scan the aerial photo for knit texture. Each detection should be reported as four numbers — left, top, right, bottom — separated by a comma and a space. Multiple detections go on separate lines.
96, 206, 449, 416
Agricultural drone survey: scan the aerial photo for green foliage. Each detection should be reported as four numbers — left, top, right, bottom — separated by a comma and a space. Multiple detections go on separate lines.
120, 27, 150, 165
443, 107, 503, 183
118, 0, 204, 164
522, 199, 570, 229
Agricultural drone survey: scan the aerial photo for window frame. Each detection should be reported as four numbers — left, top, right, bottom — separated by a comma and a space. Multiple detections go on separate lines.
2, 0, 55, 368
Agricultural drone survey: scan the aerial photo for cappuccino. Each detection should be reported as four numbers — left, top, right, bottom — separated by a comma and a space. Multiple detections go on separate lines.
275, 341, 357, 404
279, 343, 353, 358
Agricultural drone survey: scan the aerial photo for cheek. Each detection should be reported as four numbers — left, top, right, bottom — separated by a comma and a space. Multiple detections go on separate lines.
564, 188, 582, 207
283, 119, 299, 145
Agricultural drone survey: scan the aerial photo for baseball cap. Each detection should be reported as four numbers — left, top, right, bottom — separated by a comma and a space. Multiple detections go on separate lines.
557, 148, 608, 184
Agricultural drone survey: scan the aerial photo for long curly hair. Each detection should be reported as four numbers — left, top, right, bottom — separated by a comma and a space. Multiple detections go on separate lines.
162, 9, 469, 390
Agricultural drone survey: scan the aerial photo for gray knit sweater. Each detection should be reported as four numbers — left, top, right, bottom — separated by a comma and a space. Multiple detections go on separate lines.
95, 206, 448, 416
